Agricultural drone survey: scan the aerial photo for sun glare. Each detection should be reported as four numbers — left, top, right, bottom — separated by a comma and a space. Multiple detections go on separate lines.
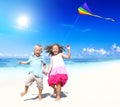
17, 15, 29, 28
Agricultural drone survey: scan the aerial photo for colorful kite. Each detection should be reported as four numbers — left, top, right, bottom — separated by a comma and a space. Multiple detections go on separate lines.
78, 2, 115, 22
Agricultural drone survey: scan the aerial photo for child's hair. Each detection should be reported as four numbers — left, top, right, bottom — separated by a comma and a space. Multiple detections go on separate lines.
34, 44, 42, 50
44, 43, 65, 56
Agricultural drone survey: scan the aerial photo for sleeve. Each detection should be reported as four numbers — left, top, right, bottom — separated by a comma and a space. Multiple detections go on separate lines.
26, 56, 32, 64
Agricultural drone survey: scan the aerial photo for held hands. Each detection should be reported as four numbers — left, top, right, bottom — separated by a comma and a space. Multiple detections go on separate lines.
43, 71, 48, 76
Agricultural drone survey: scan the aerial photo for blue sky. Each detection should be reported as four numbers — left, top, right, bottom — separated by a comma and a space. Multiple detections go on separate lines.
0, 0, 120, 58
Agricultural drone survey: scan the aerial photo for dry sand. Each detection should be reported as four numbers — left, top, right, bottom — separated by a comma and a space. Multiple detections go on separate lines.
0, 62, 120, 107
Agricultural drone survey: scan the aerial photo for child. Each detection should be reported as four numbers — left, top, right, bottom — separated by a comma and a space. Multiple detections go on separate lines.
19, 44, 46, 100
44, 43, 71, 101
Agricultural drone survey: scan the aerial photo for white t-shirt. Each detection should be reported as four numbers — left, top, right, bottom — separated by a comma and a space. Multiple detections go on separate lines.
51, 53, 65, 68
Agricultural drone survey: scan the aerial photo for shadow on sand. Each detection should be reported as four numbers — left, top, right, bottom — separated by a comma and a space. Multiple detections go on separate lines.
50, 91, 68, 98
24, 91, 68, 101
24, 93, 50, 101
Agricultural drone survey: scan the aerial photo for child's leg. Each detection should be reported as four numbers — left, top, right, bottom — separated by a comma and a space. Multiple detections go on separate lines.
38, 88, 42, 100
21, 73, 34, 96
56, 83, 61, 101
21, 85, 29, 96
36, 77, 43, 100
51, 85, 57, 96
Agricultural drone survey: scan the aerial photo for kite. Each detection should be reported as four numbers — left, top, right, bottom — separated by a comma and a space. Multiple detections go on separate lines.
78, 2, 115, 22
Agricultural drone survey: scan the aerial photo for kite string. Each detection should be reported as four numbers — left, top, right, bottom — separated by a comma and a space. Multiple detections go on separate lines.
63, 15, 80, 45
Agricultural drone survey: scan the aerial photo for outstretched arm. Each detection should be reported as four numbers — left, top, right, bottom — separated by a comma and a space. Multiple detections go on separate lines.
61, 45, 71, 59
19, 61, 29, 64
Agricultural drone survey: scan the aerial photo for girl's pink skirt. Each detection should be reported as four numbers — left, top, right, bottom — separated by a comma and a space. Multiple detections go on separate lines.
48, 74, 68, 87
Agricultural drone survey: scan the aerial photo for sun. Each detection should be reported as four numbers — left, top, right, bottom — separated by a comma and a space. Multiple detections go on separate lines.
17, 15, 29, 28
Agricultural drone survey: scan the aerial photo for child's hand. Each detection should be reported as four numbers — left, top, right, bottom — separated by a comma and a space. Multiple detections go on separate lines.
19, 61, 22, 64
18, 61, 28, 64
66, 45, 70, 50
43, 71, 48, 76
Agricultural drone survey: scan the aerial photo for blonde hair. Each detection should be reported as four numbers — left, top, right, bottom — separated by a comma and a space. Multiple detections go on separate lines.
34, 44, 42, 50
44, 43, 65, 56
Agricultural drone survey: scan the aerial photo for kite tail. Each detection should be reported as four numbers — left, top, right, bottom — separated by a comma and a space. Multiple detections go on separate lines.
91, 14, 103, 18
92, 14, 115, 22
104, 18, 115, 22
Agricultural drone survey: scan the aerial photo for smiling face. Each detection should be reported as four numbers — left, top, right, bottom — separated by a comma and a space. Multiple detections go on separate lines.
34, 45, 42, 57
52, 45, 60, 55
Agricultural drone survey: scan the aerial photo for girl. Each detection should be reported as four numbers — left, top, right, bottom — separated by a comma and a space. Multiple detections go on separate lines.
44, 43, 71, 101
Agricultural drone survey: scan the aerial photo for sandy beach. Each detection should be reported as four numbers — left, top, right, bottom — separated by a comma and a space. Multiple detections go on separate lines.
0, 61, 120, 107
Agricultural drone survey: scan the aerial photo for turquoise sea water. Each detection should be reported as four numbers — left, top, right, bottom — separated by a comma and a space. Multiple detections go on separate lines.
0, 57, 120, 78
0, 57, 120, 67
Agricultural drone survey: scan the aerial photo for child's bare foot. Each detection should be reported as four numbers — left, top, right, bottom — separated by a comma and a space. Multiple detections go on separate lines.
55, 96, 60, 101
38, 95, 42, 100
21, 91, 27, 96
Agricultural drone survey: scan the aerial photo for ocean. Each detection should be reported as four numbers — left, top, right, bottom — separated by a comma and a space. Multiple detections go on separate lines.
0, 57, 120, 78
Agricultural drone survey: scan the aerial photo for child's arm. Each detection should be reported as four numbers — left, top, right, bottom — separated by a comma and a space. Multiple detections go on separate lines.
45, 58, 53, 75
43, 63, 46, 71
42, 63, 47, 75
61, 45, 71, 59
19, 61, 29, 64
19, 56, 31, 65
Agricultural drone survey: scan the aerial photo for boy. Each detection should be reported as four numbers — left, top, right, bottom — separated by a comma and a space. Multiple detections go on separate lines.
19, 44, 46, 100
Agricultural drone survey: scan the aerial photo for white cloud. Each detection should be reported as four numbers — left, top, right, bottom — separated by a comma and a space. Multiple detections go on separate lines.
97, 48, 107, 55
111, 43, 120, 53
82, 48, 107, 55
81, 43, 120, 58
116, 47, 120, 52
112, 43, 117, 49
